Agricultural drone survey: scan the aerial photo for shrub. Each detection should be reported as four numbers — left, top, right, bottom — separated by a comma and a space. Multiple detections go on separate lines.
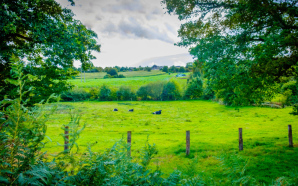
137, 86, 149, 100
161, 80, 181, 100
184, 77, 203, 99
107, 68, 118, 76
61, 88, 91, 101
147, 81, 165, 100
117, 74, 126, 78
281, 80, 298, 105
99, 84, 112, 101
89, 87, 99, 100
116, 86, 136, 101
103, 74, 112, 79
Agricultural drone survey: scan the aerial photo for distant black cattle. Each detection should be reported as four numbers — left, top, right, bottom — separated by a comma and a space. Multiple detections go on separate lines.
113, 108, 118, 111
129, 109, 134, 112
152, 110, 162, 114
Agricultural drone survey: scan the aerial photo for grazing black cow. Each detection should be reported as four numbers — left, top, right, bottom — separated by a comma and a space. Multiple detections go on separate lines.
152, 110, 162, 114
113, 108, 118, 111
129, 109, 134, 112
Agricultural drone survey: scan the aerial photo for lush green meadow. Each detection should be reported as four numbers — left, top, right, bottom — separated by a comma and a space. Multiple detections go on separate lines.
70, 71, 189, 90
45, 100, 298, 184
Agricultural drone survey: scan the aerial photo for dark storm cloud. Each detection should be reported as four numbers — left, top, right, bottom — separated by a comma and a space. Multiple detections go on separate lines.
102, 17, 174, 43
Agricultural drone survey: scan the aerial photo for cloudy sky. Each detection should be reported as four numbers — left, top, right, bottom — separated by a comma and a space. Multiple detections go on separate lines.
56, 0, 192, 67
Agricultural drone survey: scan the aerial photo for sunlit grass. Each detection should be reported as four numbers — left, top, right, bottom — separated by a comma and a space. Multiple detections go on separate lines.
44, 100, 298, 184
70, 71, 189, 91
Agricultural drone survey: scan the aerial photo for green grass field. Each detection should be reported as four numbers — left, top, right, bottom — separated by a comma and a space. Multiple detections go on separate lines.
45, 100, 298, 184
70, 71, 189, 91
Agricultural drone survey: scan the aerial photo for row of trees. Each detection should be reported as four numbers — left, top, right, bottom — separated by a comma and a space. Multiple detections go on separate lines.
61, 76, 213, 102
76, 64, 193, 73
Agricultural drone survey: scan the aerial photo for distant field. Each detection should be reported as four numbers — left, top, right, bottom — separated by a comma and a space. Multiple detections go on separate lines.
70, 71, 189, 90
45, 100, 298, 184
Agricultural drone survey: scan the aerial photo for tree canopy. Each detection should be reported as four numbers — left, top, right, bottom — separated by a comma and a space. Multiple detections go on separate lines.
162, 0, 298, 105
0, 0, 100, 103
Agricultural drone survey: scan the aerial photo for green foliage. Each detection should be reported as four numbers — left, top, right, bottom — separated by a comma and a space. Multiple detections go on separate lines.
0, 62, 58, 184
61, 89, 91, 102
136, 81, 165, 101
107, 68, 118, 76
117, 74, 126, 78
89, 87, 99, 100
162, 0, 298, 107
116, 86, 136, 101
137, 86, 150, 100
0, 0, 100, 105
161, 80, 182, 100
99, 85, 112, 101
162, 66, 169, 73
281, 81, 298, 105
144, 66, 152, 72
184, 77, 203, 99
103, 74, 112, 79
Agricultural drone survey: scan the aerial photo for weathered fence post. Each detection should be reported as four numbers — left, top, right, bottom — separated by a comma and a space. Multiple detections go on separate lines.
239, 128, 243, 151
127, 131, 131, 157
186, 130, 190, 156
288, 125, 293, 147
64, 126, 69, 151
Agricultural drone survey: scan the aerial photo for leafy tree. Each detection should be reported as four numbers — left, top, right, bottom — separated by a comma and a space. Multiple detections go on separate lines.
161, 80, 181, 100
169, 65, 178, 73
162, 0, 298, 106
185, 78, 203, 99
99, 85, 111, 101
162, 66, 169, 73
179, 66, 186, 73
0, 0, 100, 104
137, 86, 149, 100
147, 81, 165, 100
116, 86, 135, 101
144, 66, 152, 72
107, 68, 118, 76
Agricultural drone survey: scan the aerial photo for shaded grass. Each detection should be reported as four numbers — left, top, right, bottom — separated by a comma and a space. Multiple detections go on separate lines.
44, 100, 298, 184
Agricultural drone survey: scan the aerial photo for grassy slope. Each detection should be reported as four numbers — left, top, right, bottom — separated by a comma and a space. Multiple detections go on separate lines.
45, 100, 298, 184
69, 71, 189, 90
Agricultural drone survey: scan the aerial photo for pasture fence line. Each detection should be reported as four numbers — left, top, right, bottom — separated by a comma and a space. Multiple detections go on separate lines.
62, 126, 295, 155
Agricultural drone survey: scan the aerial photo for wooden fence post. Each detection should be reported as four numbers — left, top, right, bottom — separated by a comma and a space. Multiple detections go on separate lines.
288, 125, 293, 147
127, 131, 131, 157
64, 126, 69, 151
239, 128, 243, 151
186, 130, 190, 156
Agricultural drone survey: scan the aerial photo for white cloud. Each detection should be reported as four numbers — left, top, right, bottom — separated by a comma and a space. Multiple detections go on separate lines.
56, 0, 190, 67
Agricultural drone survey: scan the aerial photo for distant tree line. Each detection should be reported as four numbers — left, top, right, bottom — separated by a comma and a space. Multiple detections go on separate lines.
74, 63, 193, 74
61, 74, 214, 102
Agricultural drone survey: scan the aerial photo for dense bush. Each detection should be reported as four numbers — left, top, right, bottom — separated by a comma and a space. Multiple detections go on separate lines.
107, 68, 118, 76
103, 74, 112, 79
61, 88, 91, 101
136, 82, 165, 101
137, 86, 150, 100
281, 80, 298, 105
184, 78, 203, 99
117, 74, 126, 78
99, 84, 112, 101
161, 80, 182, 101
89, 87, 100, 99
116, 86, 136, 101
